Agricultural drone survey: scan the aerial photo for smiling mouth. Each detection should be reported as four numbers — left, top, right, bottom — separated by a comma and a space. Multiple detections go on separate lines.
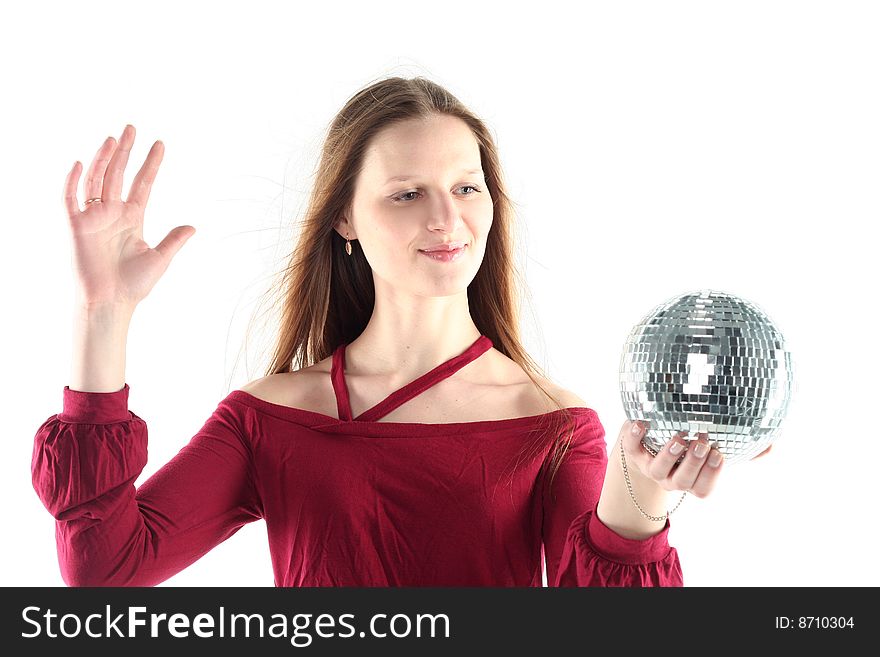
418, 241, 467, 253
418, 244, 467, 261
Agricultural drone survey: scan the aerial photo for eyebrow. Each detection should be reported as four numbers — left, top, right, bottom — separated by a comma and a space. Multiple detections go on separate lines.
384, 168, 484, 184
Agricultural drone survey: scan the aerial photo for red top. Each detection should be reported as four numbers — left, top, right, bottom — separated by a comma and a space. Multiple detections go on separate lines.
31, 334, 682, 587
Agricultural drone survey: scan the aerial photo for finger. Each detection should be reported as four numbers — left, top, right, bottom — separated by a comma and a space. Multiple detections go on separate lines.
669, 434, 715, 492
127, 140, 164, 207
64, 161, 83, 219
102, 124, 135, 201
689, 446, 724, 498
154, 225, 197, 262
751, 445, 773, 460
622, 420, 686, 477
620, 421, 655, 473
646, 432, 691, 483
84, 136, 117, 202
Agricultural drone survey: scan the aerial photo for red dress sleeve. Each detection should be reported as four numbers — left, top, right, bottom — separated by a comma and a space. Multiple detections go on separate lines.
542, 410, 683, 587
31, 384, 263, 586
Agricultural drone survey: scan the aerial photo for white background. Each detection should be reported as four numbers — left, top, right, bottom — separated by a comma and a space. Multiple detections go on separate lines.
2, 0, 877, 587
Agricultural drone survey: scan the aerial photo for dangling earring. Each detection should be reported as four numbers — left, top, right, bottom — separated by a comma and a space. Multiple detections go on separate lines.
345, 234, 352, 256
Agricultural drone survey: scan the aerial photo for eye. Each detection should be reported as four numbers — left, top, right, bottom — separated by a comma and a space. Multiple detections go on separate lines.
392, 185, 483, 203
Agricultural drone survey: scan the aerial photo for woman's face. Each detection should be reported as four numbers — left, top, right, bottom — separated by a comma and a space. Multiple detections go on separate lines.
340, 113, 494, 298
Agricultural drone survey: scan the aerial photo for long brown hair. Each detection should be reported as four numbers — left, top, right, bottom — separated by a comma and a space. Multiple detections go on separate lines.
243, 76, 578, 497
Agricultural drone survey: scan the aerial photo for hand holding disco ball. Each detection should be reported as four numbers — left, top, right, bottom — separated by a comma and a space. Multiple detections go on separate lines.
619, 289, 794, 469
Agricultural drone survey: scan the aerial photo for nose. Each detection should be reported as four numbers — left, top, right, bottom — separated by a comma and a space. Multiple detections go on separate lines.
426, 192, 463, 232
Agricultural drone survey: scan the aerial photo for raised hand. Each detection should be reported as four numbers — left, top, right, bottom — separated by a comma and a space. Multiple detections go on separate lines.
64, 124, 195, 310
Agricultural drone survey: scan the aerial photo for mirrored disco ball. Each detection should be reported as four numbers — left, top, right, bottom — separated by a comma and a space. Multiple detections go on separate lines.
619, 289, 794, 465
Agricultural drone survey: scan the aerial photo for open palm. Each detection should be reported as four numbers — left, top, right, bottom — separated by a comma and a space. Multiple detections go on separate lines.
64, 124, 195, 309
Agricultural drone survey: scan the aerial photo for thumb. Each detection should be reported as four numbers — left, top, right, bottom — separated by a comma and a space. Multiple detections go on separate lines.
621, 420, 645, 457
155, 225, 196, 261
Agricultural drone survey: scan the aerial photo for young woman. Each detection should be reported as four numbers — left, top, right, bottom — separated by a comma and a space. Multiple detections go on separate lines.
32, 76, 750, 587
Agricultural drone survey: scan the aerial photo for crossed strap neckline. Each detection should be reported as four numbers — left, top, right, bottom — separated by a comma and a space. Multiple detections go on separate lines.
330, 335, 493, 422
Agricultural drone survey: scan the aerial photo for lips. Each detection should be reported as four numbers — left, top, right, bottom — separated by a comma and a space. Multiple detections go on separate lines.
419, 241, 467, 253
418, 243, 467, 262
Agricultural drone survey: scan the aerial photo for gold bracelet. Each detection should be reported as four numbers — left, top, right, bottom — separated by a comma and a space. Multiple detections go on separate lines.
619, 440, 688, 522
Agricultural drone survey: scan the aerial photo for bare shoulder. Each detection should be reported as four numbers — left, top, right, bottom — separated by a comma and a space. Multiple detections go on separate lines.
488, 349, 589, 414
235, 357, 337, 416
234, 348, 589, 420
528, 373, 590, 410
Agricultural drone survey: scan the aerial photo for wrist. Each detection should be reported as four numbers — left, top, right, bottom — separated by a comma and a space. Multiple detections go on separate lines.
75, 300, 136, 318
70, 302, 132, 394
597, 436, 673, 539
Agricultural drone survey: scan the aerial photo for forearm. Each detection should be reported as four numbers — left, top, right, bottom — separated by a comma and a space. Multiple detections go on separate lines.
596, 434, 673, 540
70, 303, 134, 393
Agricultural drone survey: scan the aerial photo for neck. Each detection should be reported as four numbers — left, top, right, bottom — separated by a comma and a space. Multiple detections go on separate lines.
346, 289, 482, 383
